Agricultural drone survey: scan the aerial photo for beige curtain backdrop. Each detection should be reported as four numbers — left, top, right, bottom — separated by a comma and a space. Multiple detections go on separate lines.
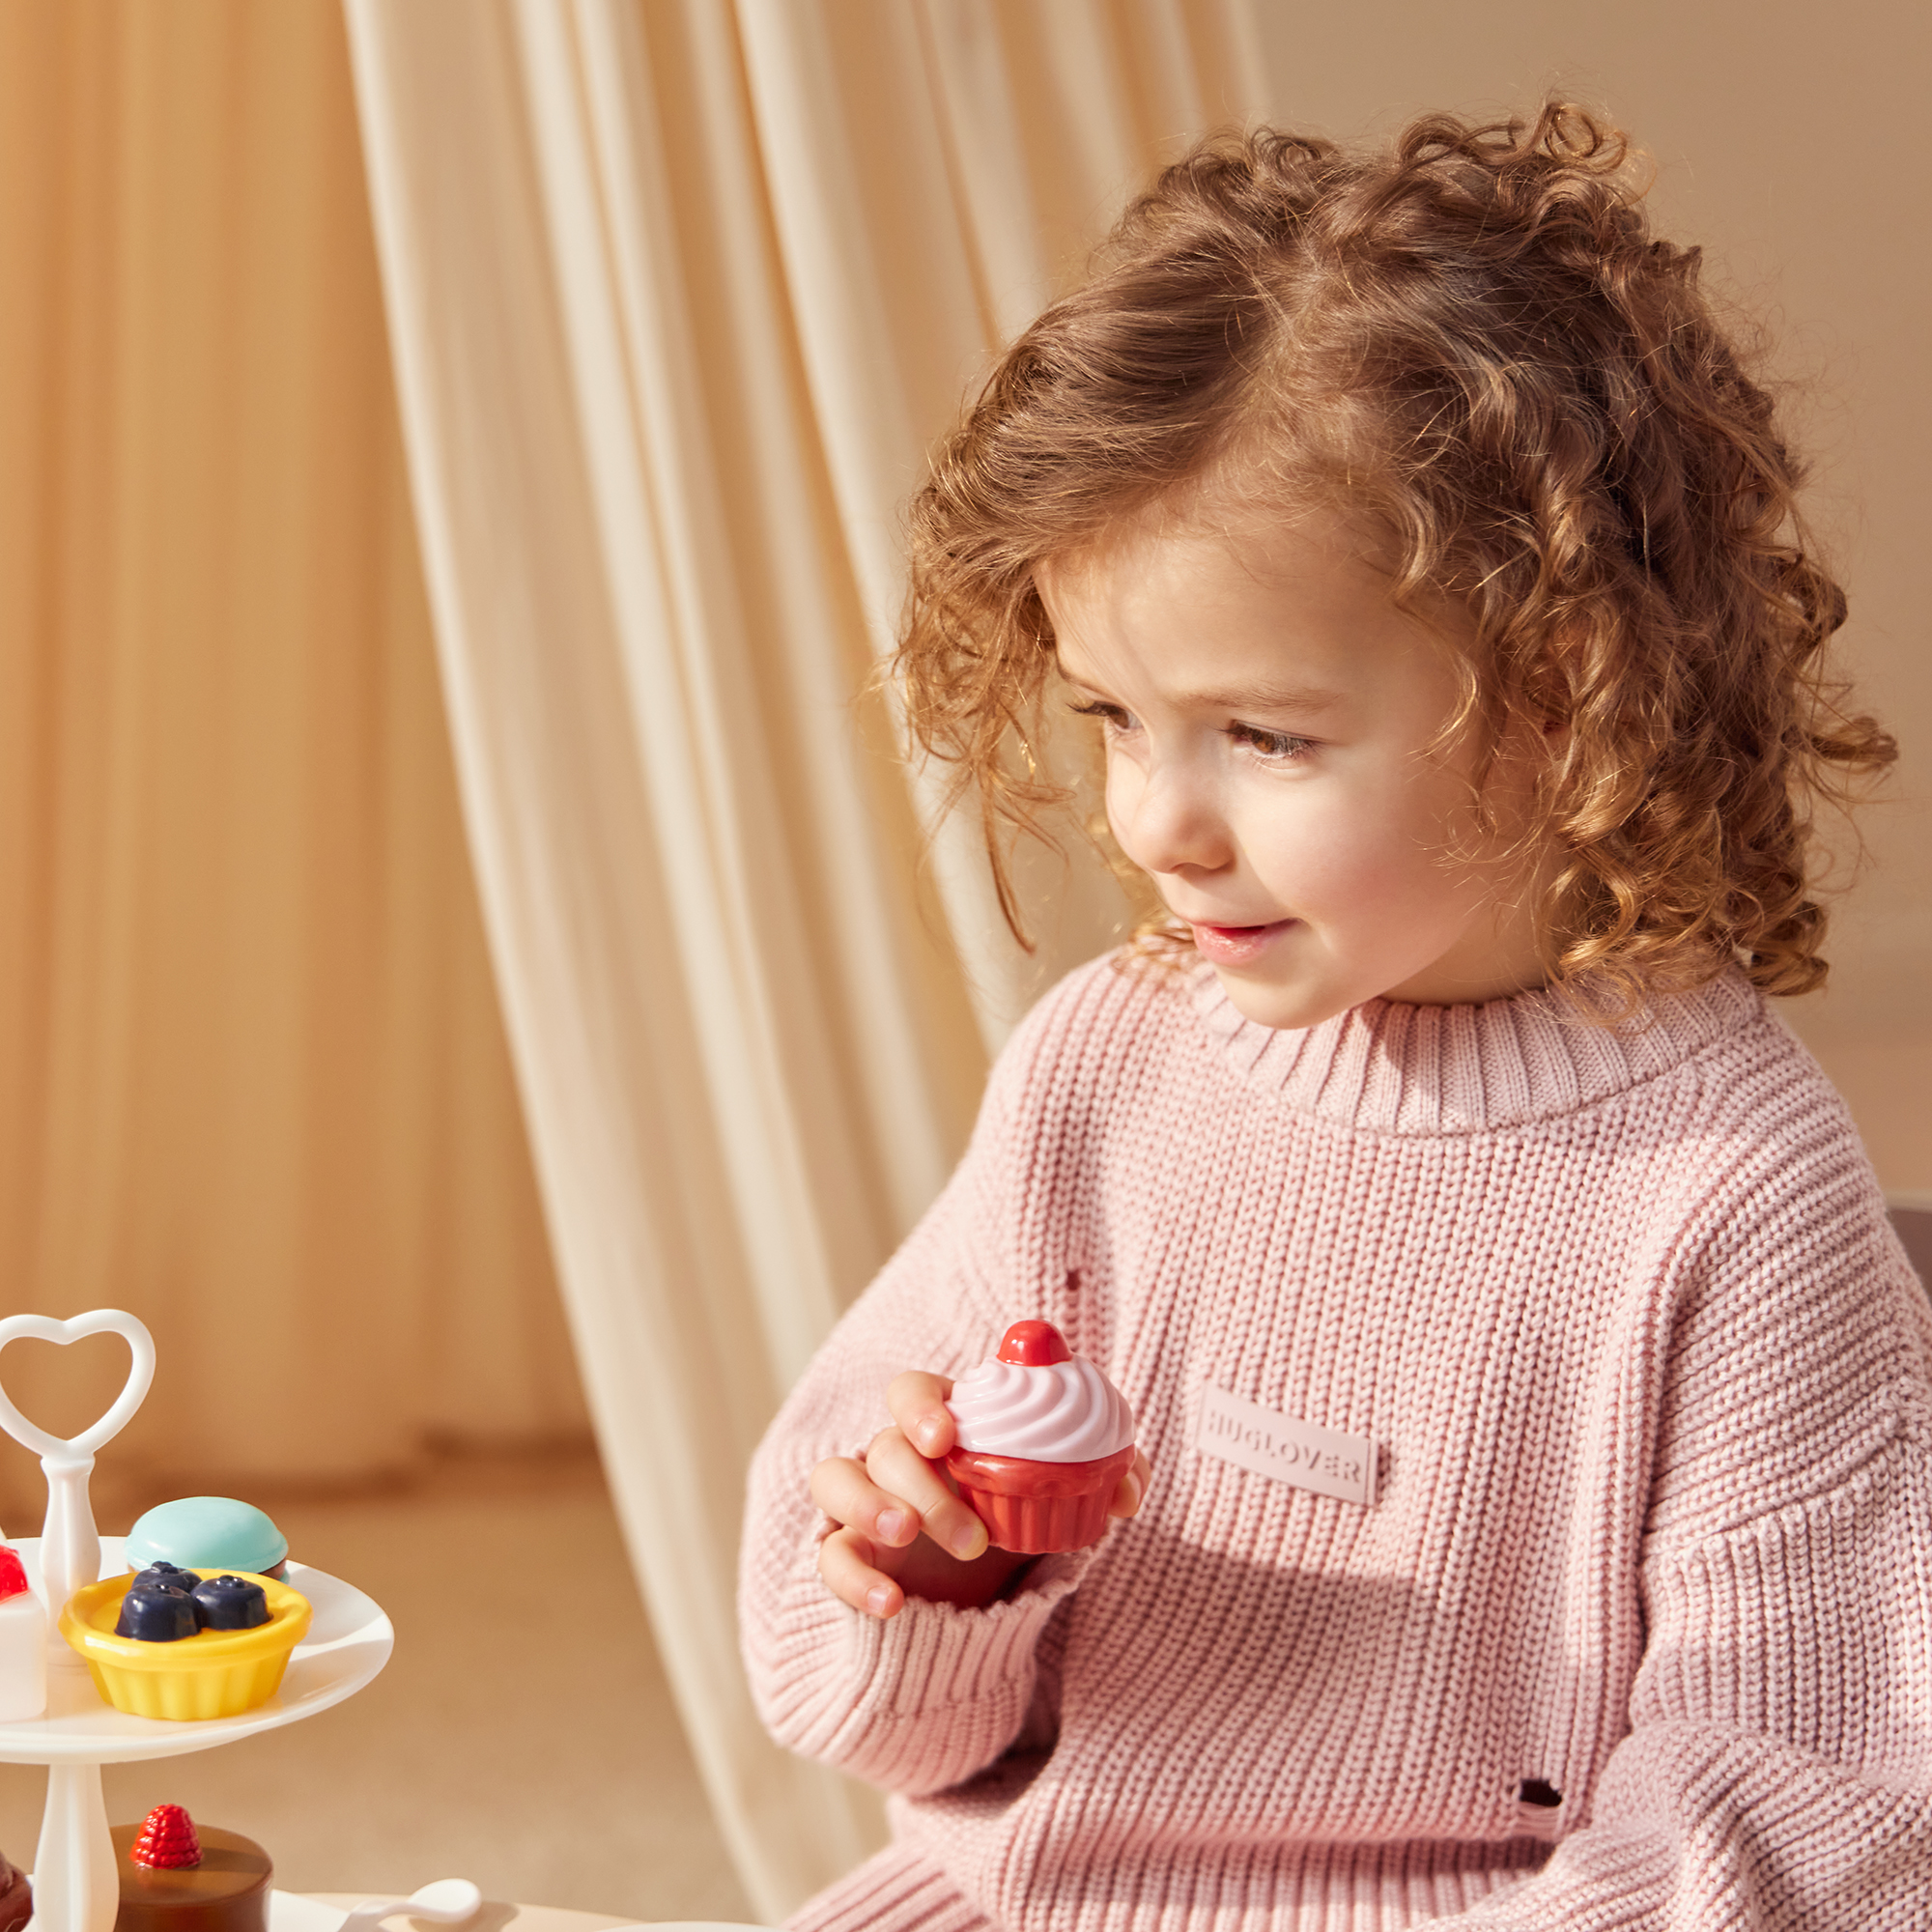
5, 0, 1918, 1918
341, 0, 1267, 1915
0, 0, 585, 1526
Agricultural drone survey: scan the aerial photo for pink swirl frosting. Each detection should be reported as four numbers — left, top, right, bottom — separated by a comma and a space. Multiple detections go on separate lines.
948, 1352, 1135, 1463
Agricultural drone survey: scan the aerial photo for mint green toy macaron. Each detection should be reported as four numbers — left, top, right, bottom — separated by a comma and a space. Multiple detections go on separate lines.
124, 1497, 289, 1581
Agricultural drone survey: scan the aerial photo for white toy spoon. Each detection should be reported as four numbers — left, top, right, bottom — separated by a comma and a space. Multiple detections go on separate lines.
334, 1878, 483, 1932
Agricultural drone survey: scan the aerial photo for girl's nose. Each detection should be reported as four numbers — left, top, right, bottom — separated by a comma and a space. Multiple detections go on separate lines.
1113, 761, 1233, 879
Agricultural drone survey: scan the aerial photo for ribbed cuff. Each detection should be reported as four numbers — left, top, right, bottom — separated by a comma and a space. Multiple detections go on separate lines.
851, 1549, 1093, 1719
805, 1549, 1095, 1790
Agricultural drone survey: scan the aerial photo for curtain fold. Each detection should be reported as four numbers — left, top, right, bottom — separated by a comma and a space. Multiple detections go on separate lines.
341, 0, 1267, 1913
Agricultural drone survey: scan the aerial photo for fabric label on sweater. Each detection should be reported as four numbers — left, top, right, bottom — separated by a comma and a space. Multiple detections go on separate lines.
1196, 1385, 1377, 1506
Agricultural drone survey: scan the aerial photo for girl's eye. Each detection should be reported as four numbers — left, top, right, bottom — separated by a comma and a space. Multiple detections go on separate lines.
1068, 697, 1135, 733
1231, 724, 1314, 763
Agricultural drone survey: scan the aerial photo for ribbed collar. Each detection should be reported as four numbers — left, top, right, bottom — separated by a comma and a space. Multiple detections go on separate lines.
1187, 961, 1765, 1134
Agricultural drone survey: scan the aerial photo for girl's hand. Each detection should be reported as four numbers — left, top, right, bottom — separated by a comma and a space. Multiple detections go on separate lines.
810, 1370, 1151, 1619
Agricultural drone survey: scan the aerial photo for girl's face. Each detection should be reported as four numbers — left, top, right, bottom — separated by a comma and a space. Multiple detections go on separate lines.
1039, 509, 1553, 1032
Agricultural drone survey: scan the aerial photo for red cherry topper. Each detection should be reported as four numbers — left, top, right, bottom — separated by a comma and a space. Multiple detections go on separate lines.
130, 1805, 202, 1870
0, 1548, 27, 1603
996, 1320, 1071, 1366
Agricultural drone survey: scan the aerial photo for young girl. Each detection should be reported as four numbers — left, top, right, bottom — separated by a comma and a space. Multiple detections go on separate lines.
738, 106, 1931, 1930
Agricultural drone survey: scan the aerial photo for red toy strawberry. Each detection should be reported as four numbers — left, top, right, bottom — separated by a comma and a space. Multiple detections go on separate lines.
129, 1805, 201, 1870
0, 1549, 26, 1603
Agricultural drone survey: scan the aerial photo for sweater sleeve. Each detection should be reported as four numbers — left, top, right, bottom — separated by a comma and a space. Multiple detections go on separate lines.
737, 967, 1110, 1797
1443, 1108, 1932, 1929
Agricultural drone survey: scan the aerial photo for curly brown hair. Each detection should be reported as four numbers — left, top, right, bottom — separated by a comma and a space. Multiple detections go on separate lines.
897, 102, 1895, 1009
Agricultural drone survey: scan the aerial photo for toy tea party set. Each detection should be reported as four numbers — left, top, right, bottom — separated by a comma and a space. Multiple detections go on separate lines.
0, 1308, 476, 1932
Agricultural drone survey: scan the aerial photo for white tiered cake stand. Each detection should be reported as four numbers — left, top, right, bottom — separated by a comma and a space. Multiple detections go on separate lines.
0, 1311, 394, 1932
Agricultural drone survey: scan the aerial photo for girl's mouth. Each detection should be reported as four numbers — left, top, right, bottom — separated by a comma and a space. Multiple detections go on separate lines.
1190, 919, 1296, 966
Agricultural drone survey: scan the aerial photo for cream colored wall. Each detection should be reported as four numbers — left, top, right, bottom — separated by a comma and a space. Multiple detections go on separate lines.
1247, 0, 1931, 1188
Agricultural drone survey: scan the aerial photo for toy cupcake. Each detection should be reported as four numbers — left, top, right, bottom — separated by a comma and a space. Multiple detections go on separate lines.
0, 1546, 45, 1723
110, 1805, 271, 1932
945, 1320, 1135, 1554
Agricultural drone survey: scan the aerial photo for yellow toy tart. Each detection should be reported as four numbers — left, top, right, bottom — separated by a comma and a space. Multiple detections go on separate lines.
58, 1571, 310, 1721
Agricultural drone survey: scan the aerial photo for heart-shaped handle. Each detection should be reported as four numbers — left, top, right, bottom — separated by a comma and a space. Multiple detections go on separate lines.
0, 1309, 155, 1463
0, 1309, 155, 1625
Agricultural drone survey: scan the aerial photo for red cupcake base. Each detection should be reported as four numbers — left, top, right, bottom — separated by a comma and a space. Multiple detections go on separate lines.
946, 1444, 1135, 1554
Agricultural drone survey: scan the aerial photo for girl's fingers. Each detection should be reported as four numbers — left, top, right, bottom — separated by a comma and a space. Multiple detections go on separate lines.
817, 1524, 903, 1619
810, 1454, 920, 1548
808, 1430, 989, 1564
886, 1371, 956, 1459
1109, 1448, 1152, 1519
865, 1427, 988, 1561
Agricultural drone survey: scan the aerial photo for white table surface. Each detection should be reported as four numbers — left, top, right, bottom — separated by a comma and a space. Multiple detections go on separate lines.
289, 1900, 767, 1932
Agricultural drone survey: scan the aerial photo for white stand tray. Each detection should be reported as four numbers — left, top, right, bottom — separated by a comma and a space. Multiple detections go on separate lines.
0, 1537, 392, 1763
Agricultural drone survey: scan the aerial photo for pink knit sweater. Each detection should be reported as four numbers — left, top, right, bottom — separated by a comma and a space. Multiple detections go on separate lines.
740, 955, 1932, 1930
